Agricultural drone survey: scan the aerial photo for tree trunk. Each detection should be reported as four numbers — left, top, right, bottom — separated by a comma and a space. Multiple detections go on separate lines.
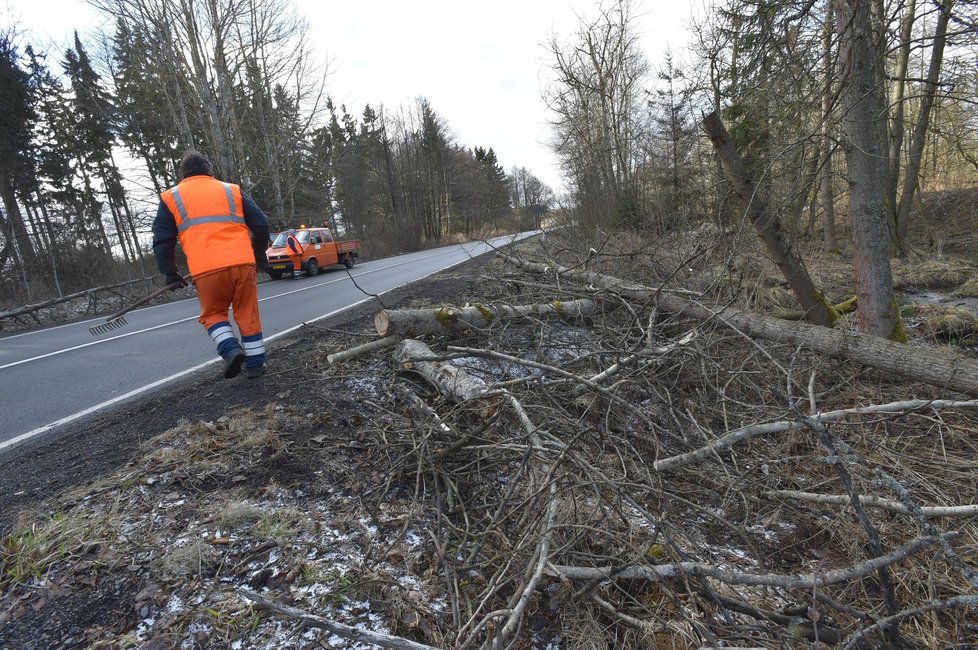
821, 0, 838, 252
835, 0, 900, 339
702, 111, 835, 326
500, 254, 978, 398
0, 170, 38, 270
894, 1, 952, 253
886, 0, 917, 227
34, 188, 63, 297
375, 299, 598, 338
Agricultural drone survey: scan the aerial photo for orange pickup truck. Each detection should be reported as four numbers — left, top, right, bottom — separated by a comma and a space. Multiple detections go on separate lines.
265, 227, 361, 279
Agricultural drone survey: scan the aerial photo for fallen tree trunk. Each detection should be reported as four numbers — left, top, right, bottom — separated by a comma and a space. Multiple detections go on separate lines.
375, 298, 598, 337
702, 111, 836, 326
393, 339, 496, 415
0, 275, 155, 322
499, 254, 978, 398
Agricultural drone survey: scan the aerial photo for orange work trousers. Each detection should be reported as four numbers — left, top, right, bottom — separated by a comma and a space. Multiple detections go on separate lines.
194, 264, 263, 337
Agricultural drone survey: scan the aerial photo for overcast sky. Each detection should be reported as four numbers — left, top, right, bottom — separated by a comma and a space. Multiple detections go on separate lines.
4, 0, 698, 193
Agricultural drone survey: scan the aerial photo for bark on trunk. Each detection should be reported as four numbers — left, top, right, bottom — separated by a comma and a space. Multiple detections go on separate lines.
835, 0, 900, 338
702, 112, 835, 326
500, 254, 978, 398
375, 299, 598, 338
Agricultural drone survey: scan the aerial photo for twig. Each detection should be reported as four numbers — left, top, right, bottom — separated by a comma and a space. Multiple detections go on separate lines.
794, 402, 902, 640
842, 595, 978, 649
548, 532, 954, 589
655, 398, 978, 472
765, 489, 978, 517
447, 345, 662, 433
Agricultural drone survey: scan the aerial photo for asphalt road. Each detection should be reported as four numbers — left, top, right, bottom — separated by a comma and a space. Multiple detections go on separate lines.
0, 233, 534, 450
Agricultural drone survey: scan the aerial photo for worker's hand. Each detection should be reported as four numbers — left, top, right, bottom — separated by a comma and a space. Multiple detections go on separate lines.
164, 272, 188, 289
255, 252, 270, 273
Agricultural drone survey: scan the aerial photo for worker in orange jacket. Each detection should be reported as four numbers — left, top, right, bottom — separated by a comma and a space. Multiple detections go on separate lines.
286, 228, 303, 279
152, 150, 271, 379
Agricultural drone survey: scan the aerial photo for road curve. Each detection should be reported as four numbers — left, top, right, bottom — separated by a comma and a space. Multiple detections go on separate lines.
0, 233, 536, 451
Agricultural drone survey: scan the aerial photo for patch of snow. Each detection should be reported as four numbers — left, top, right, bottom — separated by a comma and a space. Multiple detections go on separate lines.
166, 593, 184, 613
341, 376, 385, 398
358, 517, 378, 536
134, 617, 156, 641
404, 529, 423, 548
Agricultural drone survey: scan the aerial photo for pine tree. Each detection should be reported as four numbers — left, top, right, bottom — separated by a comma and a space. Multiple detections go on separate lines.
0, 31, 40, 273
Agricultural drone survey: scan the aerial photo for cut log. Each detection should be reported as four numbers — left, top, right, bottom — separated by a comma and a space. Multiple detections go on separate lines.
393, 339, 496, 415
375, 298, 598, 337
499, 253, 978, 397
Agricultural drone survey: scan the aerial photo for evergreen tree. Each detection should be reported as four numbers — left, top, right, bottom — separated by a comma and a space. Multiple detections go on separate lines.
0, 30, 40, 271
111, 19, 179, 192
64, 32, 139, 264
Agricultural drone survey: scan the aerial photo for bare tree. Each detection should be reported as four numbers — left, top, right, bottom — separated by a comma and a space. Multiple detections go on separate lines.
545, 0, 649, 226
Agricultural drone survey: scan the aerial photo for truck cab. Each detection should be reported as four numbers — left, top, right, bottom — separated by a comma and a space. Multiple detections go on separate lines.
265, 227, 360, 279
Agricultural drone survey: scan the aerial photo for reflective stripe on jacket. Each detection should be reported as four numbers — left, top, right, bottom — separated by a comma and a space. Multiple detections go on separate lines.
160, 176, 254, 276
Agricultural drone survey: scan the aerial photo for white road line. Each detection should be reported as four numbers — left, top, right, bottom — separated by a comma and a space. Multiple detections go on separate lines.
0, 239, 512, 453
0, 245, 482, 370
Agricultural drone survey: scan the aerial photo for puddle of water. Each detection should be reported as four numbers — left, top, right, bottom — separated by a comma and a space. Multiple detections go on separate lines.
906, 292, 978, 316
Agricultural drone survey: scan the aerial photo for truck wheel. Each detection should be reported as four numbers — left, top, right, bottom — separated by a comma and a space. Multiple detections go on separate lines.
305, 259, 319, 276
269, 271, 282, 280
344, 253, 356, 269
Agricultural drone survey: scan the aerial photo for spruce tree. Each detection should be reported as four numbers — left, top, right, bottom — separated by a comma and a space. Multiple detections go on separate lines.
0, 31, 40, 271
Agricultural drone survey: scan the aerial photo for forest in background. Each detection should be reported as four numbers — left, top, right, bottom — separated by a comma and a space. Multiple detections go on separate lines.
2, 0, 978, 334
0, 0, 555, 305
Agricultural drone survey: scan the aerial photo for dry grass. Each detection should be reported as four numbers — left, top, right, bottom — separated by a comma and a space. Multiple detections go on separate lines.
892, 257, 978, 290
913, 304, 978, 343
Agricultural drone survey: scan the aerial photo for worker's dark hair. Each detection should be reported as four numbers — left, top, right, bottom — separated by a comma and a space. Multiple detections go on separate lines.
180, 150, 213, 178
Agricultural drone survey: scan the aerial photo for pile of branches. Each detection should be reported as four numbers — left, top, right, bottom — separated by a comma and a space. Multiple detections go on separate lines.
304, 234, 978, 648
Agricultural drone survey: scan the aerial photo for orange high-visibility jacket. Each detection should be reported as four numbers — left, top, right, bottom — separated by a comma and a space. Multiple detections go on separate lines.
160, 176, 254, 276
